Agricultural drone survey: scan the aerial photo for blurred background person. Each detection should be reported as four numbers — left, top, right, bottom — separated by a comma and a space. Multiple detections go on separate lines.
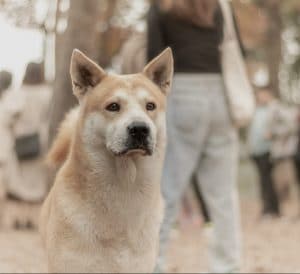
12, 62, 52, 205
147, 0, 245, 272
0, 71, 23, 219
0, 62, 52, 230
269, 97, 299, 207
248, 87, 280, 218
249, 86, 299, 220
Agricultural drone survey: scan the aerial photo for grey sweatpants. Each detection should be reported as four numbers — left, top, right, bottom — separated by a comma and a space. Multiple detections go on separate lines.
157, 74, 241, 273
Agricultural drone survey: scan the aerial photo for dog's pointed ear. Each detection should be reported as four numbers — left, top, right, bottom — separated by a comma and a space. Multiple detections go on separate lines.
143, 47, 174, 95
70, 49, 106, 99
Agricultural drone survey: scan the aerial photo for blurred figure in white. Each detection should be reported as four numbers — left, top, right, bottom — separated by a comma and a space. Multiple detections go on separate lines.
0, 71, 23, 208
147, 1, 243, 272
268, 98, 299, 205
12, 62, 52, 204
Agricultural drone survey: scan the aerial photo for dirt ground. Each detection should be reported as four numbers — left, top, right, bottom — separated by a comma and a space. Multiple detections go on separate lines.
0, 160, 300, 273
165, 200, 300, 273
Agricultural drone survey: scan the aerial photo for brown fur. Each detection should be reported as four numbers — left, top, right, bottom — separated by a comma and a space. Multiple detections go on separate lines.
46, 108, 78, 168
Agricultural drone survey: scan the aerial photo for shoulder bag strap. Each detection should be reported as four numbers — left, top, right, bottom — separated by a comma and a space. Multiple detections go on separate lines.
219, 0, 237, 42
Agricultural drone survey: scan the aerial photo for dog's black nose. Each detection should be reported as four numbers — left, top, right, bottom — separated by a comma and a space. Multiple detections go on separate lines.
128, 122, 150, 139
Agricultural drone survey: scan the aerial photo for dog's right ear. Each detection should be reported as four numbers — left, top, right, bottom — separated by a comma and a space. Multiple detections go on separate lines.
143, 47, 174, 95
70, 49, 106, 100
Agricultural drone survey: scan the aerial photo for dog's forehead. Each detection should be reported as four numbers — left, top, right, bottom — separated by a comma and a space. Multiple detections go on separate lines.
94, 74, 163, 100
112, 88, 154, 100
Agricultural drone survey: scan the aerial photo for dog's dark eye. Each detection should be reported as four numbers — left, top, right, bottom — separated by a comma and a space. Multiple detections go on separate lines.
106, 103, 120, 112
146, 102, 156, 111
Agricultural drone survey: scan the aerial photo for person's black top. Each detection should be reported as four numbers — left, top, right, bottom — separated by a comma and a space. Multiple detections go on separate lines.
147, 3, 243, 73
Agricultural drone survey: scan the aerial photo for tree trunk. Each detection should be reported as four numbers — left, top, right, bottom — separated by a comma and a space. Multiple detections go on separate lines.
49, 0, 102, 144
97, 0, 118, 67
264, 0, 282, 96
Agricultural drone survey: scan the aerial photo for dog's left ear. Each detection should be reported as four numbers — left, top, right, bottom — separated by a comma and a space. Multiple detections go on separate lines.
70, 49, 106, 100
143, 47, 174, 95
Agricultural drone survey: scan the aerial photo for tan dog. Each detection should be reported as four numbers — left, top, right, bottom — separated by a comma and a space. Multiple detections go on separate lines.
40, 48, 173, 273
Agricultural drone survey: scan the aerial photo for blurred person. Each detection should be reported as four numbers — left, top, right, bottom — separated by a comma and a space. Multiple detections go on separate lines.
0, 71, 23, 210
11, 62, 52, 204
269, 101, 298, 204
248, 87, 280, 217
147, 0, 244, 272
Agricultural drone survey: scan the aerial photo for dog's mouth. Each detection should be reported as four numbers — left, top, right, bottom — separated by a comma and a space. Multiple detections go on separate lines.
114, 142, 153, 157
117, 146, 153, 157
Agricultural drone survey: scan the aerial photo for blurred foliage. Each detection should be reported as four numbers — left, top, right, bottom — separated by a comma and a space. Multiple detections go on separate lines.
0, 0, 48, 30
1, 0, 300, 99
281, 1, 300, 86
234, 0, 300, 99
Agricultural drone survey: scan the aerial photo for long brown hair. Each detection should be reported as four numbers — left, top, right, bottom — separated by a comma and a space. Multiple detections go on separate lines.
158, 0, 218, 27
